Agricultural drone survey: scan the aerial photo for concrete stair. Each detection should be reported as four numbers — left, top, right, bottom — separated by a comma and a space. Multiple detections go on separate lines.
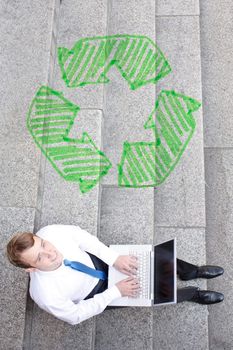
0, 1, 59, 349
201, 1, 233, 348
1, 0, 232, 349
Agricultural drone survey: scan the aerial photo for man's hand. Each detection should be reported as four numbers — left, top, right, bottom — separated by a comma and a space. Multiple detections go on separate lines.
116, 277, 140, 297
113, 255, 138, 276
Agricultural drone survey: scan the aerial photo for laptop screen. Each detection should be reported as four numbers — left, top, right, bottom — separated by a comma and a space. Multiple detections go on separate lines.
153, 239, 175, 305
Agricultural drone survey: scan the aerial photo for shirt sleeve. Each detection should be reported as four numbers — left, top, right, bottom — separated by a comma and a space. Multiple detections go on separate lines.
57, 224, 120, 266
40, 285, 122, 325
77, 227, 120, 266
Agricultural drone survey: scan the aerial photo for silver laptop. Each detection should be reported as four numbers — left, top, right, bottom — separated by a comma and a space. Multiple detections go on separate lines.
108, 239, 177, 307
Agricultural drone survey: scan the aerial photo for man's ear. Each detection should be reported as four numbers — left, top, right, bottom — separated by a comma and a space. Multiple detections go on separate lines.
25, 267, 37, 273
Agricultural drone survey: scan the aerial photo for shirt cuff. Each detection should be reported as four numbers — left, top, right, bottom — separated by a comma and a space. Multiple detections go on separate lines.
103, 285, 122, 301
102, 247, 120, 267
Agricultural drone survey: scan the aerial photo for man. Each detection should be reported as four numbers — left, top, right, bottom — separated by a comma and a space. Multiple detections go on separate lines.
6, 224, 224, 325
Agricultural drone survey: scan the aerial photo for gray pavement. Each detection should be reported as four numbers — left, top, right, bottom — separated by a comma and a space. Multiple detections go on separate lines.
0, 0, 232, 349
0, 0, 57, 349
201, 1, 233, 348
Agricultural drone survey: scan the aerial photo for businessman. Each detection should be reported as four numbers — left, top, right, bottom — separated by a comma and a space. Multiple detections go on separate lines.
6, 224, 224, 325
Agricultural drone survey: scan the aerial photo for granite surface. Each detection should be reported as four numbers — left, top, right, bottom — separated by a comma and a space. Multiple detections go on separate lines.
0, 207, 35, 350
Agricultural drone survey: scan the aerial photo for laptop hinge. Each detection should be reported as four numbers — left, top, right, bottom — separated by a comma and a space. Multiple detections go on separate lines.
150, 250, 154, 301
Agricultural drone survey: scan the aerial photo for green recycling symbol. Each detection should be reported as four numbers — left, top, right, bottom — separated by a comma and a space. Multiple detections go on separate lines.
27, 34, 201, 193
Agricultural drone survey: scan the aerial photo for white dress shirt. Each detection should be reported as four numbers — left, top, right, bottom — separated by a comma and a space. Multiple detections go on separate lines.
29, 224, 121, 325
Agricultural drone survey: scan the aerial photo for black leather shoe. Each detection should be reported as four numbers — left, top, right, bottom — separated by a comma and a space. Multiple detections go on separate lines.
192, 289, 224, 304
197, 265, 224, 279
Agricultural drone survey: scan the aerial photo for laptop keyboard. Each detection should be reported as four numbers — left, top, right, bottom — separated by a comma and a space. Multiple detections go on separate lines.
129, 250, 150, 299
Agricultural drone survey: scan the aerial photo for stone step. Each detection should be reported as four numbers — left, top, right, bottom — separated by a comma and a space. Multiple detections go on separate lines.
153, 2, 208, 348
23, 0, 108, 348
200, 0, 233, 348
94, 3, 155, 348
101, 0, 156, 186
94, 0, 207, 349
0, 0, 59, 349
155, 8, 205, 228
204, 150, 233, 350
52, 0, 107, 109
0, 208, 35, 350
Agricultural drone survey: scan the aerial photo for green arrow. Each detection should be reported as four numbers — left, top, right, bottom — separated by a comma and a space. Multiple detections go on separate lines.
58, 34, 171, 90
27, 86, 112, 193
118, 90, 201, 187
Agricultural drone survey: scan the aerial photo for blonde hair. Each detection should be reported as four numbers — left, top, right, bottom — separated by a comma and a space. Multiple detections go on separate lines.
6, 232, 35, 268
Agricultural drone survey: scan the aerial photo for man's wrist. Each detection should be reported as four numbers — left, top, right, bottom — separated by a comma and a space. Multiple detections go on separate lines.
109, 251, 120, 267
111, 285, 122, 298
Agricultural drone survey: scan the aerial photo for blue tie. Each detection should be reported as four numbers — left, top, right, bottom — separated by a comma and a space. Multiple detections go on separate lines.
64, 259, 107, 280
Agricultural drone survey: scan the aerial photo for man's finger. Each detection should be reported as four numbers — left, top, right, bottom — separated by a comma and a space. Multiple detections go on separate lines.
125, 276, 134, 281
125, 266, 137, 274
131, 278, 139, 284
132, 291, 140, 297
129, 259, 138, 267
129, 264, 138, 269
130, 255, 138, 260
133, 285, 140, 290
122, 270, 131, 276
124, 268, 136, 276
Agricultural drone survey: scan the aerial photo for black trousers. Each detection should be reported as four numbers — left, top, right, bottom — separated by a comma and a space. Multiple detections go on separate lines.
84, 253, 198, 303
176, 258, 199, 302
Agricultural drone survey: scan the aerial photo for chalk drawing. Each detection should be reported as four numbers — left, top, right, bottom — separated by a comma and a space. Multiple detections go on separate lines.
118, 90, 201, 187
27, 34, 201, 193
27, 86, 112, 193
58, 34, 171, 90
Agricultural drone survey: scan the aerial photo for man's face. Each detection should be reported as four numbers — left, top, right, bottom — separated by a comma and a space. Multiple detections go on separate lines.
21, 236, 63, 272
